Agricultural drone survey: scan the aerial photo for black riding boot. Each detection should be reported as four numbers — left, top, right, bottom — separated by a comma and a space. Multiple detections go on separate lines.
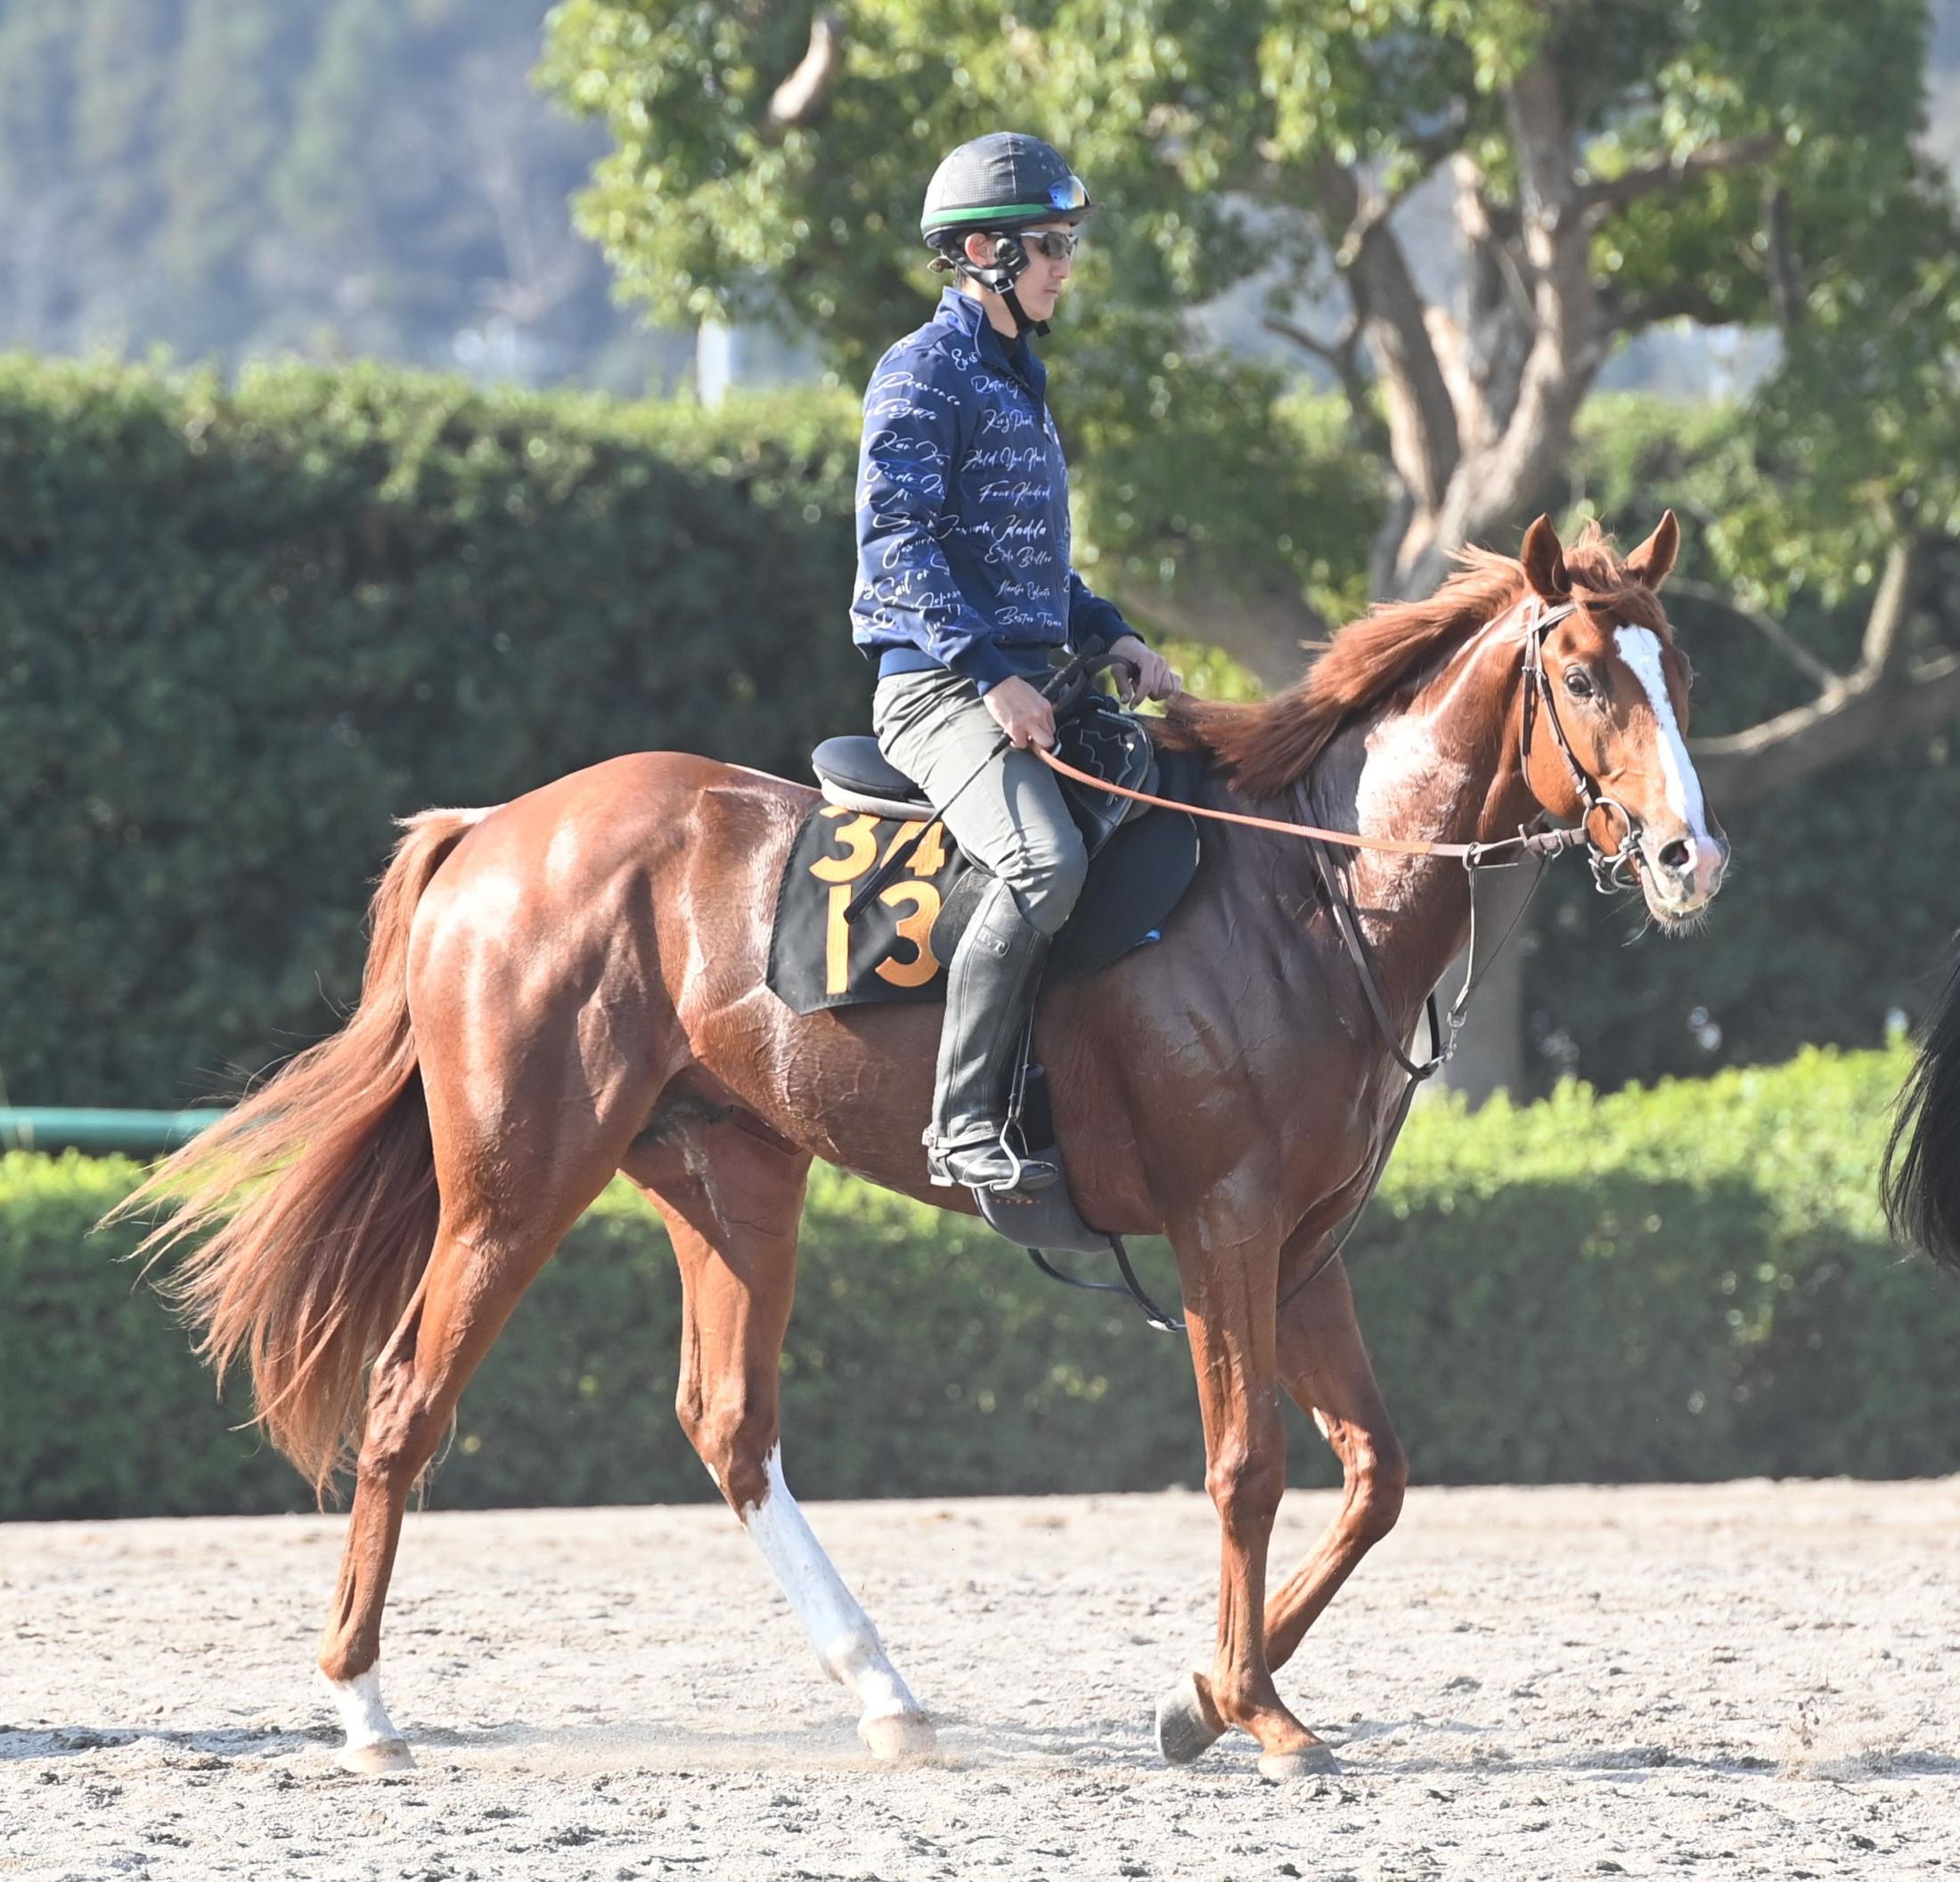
927, 876, 1061, 1194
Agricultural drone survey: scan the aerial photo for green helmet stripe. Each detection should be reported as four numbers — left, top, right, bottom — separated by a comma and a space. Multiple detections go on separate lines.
926, 201, 1055, 225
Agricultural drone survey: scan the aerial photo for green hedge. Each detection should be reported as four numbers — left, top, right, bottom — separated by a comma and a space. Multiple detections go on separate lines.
0, 355, 864, 1107
4, 1045, 1953, 1519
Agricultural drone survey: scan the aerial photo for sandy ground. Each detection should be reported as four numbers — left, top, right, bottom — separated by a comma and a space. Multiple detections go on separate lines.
1, 1480, 1956, 1881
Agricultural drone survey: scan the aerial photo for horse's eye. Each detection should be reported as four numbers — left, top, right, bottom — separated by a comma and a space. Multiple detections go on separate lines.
1564, 665, 1596, 700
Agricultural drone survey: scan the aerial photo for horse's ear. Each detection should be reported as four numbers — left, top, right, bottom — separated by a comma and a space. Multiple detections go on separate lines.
1624, 509, 1680, 590
1521, 515, 1570, 600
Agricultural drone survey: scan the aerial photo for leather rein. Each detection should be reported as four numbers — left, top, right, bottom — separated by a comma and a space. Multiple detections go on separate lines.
1042, 598, 1638, 890
1042, 595, 1646, 1055
1032, 597, 1647, 1322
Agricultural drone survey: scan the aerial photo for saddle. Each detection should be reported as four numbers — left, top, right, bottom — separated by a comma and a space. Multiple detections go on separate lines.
766, 694, 1203, 1255
773, 693, 1199, 1014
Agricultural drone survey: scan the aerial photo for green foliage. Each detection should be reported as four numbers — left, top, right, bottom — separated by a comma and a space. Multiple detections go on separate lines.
551, 0, 1920, 355
1362, 1047, 1955, 1482
0, 1152, 298, 1519
5, 1047, 1953, 1519
1070, 365, 1384, 641
0, 354, 866, 1106
542, 0, 1951, 615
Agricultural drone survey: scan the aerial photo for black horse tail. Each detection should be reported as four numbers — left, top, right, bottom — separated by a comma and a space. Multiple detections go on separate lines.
1882, 947, 1960, 1276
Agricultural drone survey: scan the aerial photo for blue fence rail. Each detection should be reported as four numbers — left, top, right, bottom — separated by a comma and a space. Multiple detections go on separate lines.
0, 1110, 225, 1155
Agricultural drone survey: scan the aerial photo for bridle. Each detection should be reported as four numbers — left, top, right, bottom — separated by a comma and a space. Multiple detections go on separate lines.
1041, 599, 1647, 890
1270, 592, 1654, 1309
1520, 598, 1645, 894
1033, 599, 1655, 1092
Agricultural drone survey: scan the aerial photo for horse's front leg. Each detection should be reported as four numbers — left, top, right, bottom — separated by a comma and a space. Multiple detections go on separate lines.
1156, 1239, 1405, 1772
1164, 1209, 1336, 1783
1263, 1251, 1408, 1669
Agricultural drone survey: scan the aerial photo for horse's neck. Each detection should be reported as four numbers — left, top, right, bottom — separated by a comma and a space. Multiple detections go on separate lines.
1303, 620, 1534, 1019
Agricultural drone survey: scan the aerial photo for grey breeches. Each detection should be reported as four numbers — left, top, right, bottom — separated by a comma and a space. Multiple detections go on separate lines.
872, 668, 1088, 938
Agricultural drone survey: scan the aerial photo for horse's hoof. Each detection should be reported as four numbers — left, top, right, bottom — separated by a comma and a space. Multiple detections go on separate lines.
859, 1710, 936, 1763
337, 1737, 415, 1777
1257, 1741, 1340, 1784
1155, 1671, 1226, 1765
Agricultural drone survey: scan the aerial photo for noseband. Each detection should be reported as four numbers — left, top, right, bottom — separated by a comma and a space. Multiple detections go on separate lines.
1521, 599, 1644, 893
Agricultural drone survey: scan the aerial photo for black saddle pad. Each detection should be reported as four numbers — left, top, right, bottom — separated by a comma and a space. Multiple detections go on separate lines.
766, 758, 1203, 1016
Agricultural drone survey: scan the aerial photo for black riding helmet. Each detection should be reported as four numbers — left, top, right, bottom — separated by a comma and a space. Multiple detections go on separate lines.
920, 132, 1095, 336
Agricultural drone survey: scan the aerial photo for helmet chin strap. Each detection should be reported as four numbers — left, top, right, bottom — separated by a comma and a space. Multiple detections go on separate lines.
940, 233, 1049, 336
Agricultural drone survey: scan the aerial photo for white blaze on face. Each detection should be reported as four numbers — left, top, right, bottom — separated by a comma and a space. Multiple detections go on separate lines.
1613, 626, 1711, 846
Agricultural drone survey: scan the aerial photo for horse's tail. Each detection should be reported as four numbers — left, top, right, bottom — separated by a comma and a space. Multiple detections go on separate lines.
1882, 946, 1960, 1278
111, 806, 494, 1497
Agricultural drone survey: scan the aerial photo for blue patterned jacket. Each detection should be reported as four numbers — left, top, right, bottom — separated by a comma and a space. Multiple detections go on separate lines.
850, 289, 1133, 696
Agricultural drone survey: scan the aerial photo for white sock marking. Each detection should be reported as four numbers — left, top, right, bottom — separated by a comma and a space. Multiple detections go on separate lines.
321, 1666, 401, 1751
740, 1446, 921, 1723
1615, 626, 1710, 842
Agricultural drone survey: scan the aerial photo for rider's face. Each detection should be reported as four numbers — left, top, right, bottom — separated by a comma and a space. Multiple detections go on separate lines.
1007, 220, 1074, 322
963, 219, 1075, 327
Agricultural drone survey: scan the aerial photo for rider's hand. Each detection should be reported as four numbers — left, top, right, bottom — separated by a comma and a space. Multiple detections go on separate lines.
1107, 634, 1182, 706
984, 674, 1058, 751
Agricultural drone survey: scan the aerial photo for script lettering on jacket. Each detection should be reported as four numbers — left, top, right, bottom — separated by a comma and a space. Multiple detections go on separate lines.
976, 403, 1038, 436
965, 444, 1047, 473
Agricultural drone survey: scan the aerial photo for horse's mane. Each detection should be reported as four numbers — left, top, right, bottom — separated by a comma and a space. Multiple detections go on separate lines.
1156, 523, 1665, 802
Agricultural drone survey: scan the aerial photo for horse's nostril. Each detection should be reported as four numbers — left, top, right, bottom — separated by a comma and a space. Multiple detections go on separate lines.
1658, 838, 1692, 876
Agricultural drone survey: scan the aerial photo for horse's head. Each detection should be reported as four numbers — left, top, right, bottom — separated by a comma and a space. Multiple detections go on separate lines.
1518, 511, 1728, 927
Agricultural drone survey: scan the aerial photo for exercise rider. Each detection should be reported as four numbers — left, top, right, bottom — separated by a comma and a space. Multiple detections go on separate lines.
852, 131, 1180, 1198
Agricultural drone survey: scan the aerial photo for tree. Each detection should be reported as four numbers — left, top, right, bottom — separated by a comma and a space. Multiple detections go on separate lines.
543, 2, 1939, 637
0, 0, 83, 343
546, 0, 1960, 1095
269, 0, 618, 370
155, 0, 306, 354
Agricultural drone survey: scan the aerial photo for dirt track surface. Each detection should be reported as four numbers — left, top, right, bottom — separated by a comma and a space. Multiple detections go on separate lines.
2, 1480, 1956, 1881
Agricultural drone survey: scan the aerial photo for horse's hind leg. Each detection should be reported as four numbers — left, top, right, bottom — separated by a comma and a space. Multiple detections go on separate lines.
625, 1111, 935, 1762
1156, 1250, 1406, 1772
318, 1088, 650, 1773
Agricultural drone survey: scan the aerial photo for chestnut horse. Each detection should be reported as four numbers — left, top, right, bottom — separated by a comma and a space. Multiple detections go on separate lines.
123, 513, 1725, 1781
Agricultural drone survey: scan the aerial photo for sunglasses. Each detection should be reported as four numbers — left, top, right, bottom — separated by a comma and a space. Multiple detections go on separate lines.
1017, 229, 1082, 261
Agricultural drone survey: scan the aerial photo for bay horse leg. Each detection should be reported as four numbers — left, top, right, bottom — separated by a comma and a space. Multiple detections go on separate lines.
1166, 1215, 1334, 1784
317, 1104, 648, 1773
625, 1112, 935, 1762
1156, 1250, 1406, 1772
